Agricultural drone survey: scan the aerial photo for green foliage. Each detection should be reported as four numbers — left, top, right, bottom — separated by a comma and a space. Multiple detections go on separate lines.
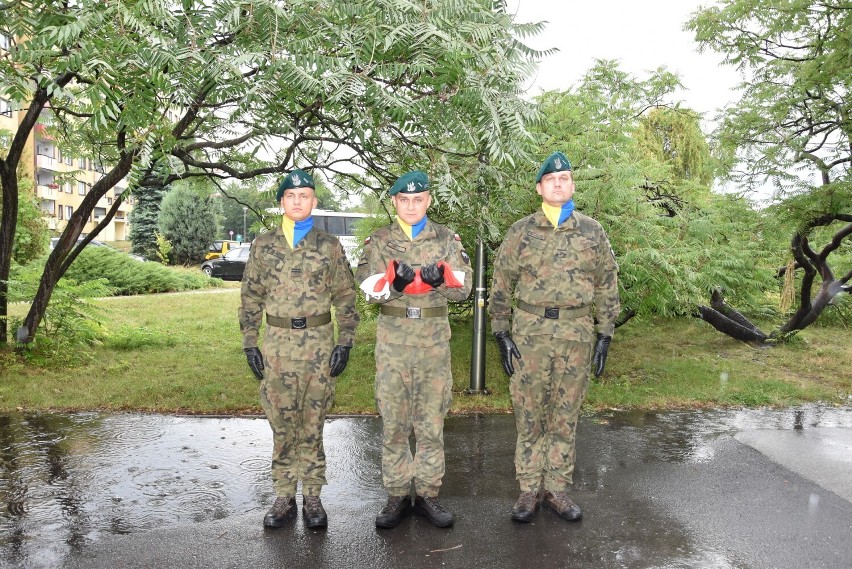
687, 0, 851, 197
9, 188, 50, 265
687, 1, 850, 338
154, 231, 173, 265
6, 261, 111, 366
158, 184, 218, 264
129, 186, 167, 258
216, 179, 273, 242
62, 246, 219, 295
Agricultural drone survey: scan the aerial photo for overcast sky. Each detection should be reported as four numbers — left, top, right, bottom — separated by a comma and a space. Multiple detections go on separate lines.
507, 0, 743, 122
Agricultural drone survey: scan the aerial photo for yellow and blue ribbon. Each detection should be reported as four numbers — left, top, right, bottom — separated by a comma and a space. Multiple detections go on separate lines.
395, 215, 428, 240
281, 215, 314, 249
542, 199, 574, 228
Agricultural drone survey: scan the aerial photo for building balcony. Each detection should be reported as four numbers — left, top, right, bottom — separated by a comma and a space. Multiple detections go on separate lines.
36, 185, 58, 199
35, 154, 57, 170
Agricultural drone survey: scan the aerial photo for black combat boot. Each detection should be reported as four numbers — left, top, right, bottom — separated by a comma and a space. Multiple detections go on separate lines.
263, 496, 296, 528
414, 495, 454, 528
511, 491, 540, 523
302, 495, 328, 529
375, 495, 412, 529
542, 490, 583, 521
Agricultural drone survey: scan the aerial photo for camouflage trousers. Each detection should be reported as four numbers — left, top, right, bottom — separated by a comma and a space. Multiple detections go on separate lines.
259, 351, 334, 498
510, 335, 592, 493
374, 340, 453, 497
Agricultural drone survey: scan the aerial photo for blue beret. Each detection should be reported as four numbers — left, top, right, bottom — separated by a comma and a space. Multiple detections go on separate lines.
276, 169, 315, 201
389, 170, 429, 196
536, 152, 572, 183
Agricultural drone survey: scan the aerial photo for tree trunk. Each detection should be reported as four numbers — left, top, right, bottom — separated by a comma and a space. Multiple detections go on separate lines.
695, 218, 851, 344
0, 161, 19, 345
17, 152, 135, 346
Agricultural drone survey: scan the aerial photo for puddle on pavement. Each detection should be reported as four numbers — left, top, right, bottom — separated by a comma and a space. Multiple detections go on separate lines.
1, 406, 850, 568
0, 414, 384, 567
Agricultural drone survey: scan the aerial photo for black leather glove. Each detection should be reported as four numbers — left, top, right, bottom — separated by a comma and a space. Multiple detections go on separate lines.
329, 345, 351, 377
420, 263, 445, 288
493, 331, 522, 376
592, 334, 611, 377
392, 260, 416, 292
244, 347, 264, 380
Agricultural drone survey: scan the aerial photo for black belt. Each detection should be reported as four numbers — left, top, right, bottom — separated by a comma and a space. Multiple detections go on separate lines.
380, 305, 448, 319
516, 300, 591, 320
266, 313, 331, 329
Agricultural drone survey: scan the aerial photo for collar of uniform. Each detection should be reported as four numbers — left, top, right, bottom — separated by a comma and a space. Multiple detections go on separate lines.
390, 218, 436, 241
533, 208, 578, 231
275, 224, 318, 249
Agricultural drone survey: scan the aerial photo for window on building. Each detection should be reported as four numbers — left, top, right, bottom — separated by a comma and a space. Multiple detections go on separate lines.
78, 157, 86, 169
107, 197, 113, 205
78, 181, 87, 195
65, 182, 73, 194
0, 98, 11, 117
57, 206, 63, 220
64, 154, 73, 165
66, 205, 73, 219
36, 143, 54, 157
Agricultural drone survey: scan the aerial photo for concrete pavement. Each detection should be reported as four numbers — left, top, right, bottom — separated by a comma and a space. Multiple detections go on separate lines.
57, 409, 852, 569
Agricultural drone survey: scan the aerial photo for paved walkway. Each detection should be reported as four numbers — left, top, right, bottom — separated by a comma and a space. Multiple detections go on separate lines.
3, 408, 851, 569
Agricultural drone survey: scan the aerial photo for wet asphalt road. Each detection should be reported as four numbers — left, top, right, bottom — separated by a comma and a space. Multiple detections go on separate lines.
3, 408, 852, 569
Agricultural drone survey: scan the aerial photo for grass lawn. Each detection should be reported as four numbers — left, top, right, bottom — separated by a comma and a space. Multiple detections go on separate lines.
1, 289, 849, 414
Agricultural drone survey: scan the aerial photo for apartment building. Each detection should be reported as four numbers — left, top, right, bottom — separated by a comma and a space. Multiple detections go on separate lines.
1, 32, 133, 241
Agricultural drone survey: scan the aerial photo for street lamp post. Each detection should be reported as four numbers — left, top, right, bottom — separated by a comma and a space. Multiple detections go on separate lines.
242, 206, 248, 242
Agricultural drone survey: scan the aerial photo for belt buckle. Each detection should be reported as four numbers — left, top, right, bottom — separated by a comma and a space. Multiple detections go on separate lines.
544, 307, 560, 319
405, 307, 422, 319
291, 317, 307, 329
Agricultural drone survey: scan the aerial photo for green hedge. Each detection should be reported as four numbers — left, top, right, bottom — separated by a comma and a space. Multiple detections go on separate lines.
63, 246, 221, 295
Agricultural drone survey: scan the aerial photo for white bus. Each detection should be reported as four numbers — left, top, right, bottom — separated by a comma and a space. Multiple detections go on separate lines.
266, 208, 373, 266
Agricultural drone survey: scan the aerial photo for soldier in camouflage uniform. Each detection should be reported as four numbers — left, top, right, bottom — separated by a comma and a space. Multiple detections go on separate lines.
239, 169, 359, 530
489, 152, 620, 524
355, 170, 472, 529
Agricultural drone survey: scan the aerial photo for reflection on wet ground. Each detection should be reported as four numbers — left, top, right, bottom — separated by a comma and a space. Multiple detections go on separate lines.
1, 406, 850, 568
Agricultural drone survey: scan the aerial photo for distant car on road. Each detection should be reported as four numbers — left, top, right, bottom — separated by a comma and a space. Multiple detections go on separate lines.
49, 237, 146, 261
205, 239, 244, 260
200, 245, 250, 280
50, 236, 107, 250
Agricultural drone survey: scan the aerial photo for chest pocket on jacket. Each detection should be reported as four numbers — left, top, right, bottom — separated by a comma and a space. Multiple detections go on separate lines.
301, 250, 331, 292
519, 233, 547, 277
262, 249, 290, 275
558, 235, 597, 273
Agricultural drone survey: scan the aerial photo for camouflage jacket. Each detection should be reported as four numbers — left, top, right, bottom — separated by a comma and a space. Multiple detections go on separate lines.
239, 226, 359, 349
489, 209, 620, 341
355, 220, 473, 348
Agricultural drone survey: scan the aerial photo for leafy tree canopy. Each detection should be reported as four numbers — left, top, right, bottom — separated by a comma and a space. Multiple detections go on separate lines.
0, 0, 544, 344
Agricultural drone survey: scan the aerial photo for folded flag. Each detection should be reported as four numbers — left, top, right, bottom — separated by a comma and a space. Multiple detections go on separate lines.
359, 261, 465, 300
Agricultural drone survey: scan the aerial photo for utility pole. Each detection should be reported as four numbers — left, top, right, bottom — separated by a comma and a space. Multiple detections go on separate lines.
242, 206, 247, 242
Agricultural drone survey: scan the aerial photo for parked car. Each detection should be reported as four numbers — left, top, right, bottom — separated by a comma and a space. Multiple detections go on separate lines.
200, 245, 250, 280
205, 240, 244, 260
50, 236, 107, 250
49, 237, 145, 261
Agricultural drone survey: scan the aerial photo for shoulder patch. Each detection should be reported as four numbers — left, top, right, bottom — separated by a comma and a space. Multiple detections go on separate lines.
363, 237, 371, 244
454, 233, 461, 241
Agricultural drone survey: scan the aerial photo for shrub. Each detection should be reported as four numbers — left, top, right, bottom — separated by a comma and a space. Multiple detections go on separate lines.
63, 246, 221, 295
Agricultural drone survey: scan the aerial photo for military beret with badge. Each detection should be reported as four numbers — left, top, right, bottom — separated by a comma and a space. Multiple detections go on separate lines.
535, 151, 572, 183
276, 168, 315, 201
389, 170, 429, 196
